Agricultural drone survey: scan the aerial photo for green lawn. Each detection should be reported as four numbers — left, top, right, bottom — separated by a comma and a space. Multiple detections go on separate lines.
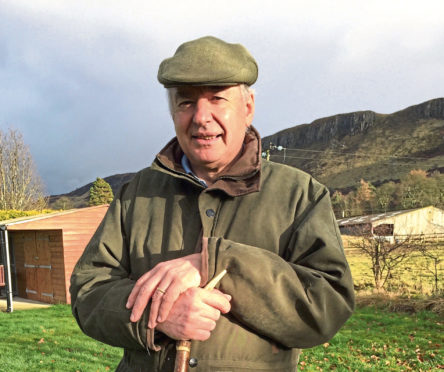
301, 306, 442, 371
0, 305, 122, 371
0, 305, 442, 371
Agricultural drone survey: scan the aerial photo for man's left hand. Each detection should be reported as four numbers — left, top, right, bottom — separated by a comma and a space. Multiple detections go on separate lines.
126, 253, 202, 328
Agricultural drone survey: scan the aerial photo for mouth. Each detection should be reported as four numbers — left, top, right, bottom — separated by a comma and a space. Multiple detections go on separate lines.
192, 134, 222, 141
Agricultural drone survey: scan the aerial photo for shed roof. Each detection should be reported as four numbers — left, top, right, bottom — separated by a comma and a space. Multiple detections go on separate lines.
337, 206, 438, 227
0, 205, 109, 231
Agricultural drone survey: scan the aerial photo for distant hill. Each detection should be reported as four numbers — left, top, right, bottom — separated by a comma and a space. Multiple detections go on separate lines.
261, 98, 444, 192
49, 173, 136, 208
50, 98, 444, 207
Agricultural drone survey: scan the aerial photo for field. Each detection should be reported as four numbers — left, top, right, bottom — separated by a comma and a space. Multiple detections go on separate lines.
343, 235, 443, 296
0, 304, 442, 371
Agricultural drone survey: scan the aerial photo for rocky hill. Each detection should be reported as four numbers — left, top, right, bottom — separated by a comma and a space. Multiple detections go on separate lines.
51, 98, 444, 207
261, 98, 444, 191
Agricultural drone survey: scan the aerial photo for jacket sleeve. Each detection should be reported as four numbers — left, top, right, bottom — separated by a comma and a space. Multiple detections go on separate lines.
70, 187, 156, 351
203, 186, 355, 349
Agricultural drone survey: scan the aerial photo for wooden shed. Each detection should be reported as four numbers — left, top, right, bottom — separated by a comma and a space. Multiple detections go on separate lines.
0, 205, 108, 305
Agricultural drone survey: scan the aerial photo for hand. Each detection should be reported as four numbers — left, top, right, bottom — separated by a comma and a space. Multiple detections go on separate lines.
156, 288, 231, 341
126, 253, 202, 326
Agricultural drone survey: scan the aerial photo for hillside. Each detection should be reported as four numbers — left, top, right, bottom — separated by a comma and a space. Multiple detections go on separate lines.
261, 98, 444, 191
49, 173, 136, 208
51, 98, 444, 207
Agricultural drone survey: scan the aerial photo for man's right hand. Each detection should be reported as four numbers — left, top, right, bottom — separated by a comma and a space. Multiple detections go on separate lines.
126, 253, 202, 327
156, 288, 231, 341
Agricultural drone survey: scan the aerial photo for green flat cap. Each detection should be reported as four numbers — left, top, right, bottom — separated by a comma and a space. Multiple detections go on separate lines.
158, 36, 258, 87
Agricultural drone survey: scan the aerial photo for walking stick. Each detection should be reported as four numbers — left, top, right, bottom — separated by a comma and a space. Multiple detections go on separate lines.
173, 269, 227, 372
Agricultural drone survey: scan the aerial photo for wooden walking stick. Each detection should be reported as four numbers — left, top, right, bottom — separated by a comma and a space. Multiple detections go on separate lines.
174, 269, 227, 372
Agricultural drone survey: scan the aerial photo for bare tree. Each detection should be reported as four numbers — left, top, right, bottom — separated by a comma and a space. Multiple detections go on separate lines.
416, 234, 443, 295
349, 225, 418, 291
0, 128, 46, 210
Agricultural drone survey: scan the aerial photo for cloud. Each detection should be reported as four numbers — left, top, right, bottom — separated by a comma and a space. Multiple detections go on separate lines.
1, 0, 444, 194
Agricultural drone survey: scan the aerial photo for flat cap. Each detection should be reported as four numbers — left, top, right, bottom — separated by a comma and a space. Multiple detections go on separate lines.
158, 36, 258, 87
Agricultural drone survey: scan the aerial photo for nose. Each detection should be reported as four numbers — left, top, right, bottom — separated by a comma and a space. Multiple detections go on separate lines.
193, 98, 212, 126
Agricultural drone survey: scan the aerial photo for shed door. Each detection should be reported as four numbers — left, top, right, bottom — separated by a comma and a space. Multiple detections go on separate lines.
23, 231, 53, 302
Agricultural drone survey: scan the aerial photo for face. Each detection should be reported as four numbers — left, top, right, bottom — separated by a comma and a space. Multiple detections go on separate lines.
171, 85, 255, 175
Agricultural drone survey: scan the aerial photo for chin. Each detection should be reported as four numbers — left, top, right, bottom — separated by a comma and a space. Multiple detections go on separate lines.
191, 152, 222, 164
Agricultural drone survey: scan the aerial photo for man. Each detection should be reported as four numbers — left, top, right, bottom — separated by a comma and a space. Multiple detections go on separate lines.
70, 36, 355, 372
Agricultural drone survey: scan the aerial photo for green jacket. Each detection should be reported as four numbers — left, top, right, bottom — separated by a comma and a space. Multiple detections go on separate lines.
70, 128, 354, 372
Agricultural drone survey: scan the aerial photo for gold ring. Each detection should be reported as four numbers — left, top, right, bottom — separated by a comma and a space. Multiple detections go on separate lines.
157, 288, 166, 294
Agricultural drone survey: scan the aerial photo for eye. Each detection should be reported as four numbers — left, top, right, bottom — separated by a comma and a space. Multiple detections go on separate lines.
211, 96, 226, 102
177, 100, 194, 108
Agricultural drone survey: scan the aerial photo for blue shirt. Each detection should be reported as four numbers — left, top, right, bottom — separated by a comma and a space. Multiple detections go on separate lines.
181, 154, 208, 188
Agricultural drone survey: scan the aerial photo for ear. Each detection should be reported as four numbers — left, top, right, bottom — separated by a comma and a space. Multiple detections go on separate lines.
245, 91, 255, 128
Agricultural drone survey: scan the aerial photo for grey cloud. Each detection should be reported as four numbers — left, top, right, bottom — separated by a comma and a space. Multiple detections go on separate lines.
1, 2, 444, 194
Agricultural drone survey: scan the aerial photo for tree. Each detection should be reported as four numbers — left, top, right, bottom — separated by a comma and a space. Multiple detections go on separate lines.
398, 169, 438, 209
52, 196, 74, 210
331, 191, 347, 218
349, 226, 418, 292
430, 171, 444, 209
89, 178, 114, 206
0, 128, 46, 210
355, 179, 376, 215
416, 234, 442, 295
374, 181, 397, 213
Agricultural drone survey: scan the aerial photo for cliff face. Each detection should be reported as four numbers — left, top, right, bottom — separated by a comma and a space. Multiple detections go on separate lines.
261, 97, 444, 191
262, 98, 444, 149
264, 111, 377, 148
400, 98, 444, 119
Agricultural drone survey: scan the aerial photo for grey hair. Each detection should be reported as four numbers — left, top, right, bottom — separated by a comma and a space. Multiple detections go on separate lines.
166, 84, 255, 117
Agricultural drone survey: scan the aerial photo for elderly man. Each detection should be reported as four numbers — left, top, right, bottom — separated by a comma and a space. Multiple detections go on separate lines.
70, 36, 354, 372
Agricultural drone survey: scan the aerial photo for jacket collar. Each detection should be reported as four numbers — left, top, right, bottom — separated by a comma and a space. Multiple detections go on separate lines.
155, 126, 262, 197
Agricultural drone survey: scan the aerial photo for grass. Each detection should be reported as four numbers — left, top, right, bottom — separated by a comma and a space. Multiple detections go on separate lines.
0, 304, 442, 371
0, 305, 122, 371
300, 305, 443, 371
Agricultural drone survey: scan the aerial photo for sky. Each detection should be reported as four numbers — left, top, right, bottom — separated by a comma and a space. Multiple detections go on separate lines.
1, 0, 444, 195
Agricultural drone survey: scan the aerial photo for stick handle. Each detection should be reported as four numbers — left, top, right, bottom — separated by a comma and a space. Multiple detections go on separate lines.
204, 269, 227, 290
173, 269, 227, 372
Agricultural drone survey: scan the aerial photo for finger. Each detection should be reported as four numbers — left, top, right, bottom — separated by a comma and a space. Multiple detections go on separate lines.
193, 317, 217, 333
198, 302, 221, 321
126, 270, 157, 309
182, 317, 216, 340
202, 290, 232, 314
130, 266, 175, 322
212, 288, 232, 302
156, 278, 186, 323
190, 329, 212, 342
148, 287, 167, 328
130, 278, 166, 322
148, 273, 176, 327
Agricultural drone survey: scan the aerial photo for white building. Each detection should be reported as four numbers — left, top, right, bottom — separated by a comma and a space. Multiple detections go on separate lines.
337, 206, 444, 238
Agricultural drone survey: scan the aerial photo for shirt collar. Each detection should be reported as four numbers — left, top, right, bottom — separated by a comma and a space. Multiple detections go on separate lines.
181, 154, 208, 187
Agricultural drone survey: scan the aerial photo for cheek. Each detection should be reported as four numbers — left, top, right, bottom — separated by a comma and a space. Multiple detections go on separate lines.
173, 115, 190, 134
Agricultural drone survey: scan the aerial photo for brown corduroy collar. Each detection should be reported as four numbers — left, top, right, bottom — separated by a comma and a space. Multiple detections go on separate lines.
155, 126, 262, 197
